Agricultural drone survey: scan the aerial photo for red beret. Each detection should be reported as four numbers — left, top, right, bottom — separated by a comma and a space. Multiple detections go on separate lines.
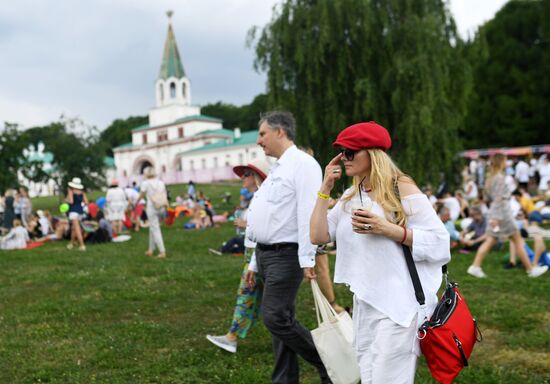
333, 121, 392, 151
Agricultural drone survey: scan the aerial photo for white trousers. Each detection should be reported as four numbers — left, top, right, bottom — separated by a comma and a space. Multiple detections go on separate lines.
147, 207, 165, 253
353, 296, 418, 384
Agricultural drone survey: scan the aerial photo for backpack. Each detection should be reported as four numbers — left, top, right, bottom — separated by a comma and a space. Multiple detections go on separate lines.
149, 181, 168, 210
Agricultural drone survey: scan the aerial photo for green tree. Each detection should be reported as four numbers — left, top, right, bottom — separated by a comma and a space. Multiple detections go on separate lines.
22, 118, 106, 191
464, 0, 550, 148
0, 123, 27, 192
201, 94, 269, 131
249, 0, 471, 185
99, 115, 148, 156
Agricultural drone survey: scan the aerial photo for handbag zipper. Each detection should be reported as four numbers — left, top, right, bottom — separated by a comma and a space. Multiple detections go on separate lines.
453, 335, 469, 366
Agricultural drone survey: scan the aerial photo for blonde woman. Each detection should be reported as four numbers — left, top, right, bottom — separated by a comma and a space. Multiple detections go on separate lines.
139, 167, 166, 258
310, 122, 450, 383
467, 154, 548, 278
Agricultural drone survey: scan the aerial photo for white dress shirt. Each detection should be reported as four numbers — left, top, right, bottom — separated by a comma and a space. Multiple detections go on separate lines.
247, 145, 322, 270
328, 190, 450, 330
514, 161, 530, 183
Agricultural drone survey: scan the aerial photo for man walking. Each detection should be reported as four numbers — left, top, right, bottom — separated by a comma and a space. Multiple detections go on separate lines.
245, 111, 330, 383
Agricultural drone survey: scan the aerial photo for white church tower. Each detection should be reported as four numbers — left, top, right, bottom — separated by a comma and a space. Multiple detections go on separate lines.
148, 11, 200, 127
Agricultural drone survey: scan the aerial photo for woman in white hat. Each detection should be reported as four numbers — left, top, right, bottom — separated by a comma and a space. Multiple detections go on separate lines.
66, 177, 88, 251
206, 158, 271, 354
138, 167, 167, 258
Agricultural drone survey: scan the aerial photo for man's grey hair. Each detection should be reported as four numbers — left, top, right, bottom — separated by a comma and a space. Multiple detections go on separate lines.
259, 111, 296, 141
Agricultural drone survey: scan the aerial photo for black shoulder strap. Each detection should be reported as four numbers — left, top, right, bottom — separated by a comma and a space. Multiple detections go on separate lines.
393, 177, 426, 306
402, 244, 426, 306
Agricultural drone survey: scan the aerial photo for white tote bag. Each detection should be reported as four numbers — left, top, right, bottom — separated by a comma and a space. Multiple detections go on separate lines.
310, 280, 360, 384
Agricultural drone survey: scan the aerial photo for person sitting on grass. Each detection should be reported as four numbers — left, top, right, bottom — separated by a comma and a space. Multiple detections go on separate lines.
36, 218, 70, 243
508, 231, 550, 269
25, 213, 42, 240
37, 210, 52, 237
458, 206, 487, 253
1, 219, 29, 250
439, 207, 459, 249
191, 204, 211, 229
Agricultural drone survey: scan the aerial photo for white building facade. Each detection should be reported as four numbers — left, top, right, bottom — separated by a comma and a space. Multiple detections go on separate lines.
114, 13, 269, 186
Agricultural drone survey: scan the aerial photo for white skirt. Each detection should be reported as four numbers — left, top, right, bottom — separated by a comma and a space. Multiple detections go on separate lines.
107, 201, 127, 221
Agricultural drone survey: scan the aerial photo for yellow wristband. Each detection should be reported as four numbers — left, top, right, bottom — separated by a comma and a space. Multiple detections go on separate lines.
317, 191, 330, 200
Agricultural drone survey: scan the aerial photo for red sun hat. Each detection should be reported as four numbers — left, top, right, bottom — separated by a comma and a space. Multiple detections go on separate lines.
332, 121, 392, 151
233, 158, 271, 181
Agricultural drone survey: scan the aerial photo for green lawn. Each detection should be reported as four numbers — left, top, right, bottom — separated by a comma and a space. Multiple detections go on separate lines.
0, 183, 548, 383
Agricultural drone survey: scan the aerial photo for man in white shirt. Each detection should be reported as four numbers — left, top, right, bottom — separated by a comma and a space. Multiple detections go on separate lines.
439, 192, 461, 221
245, 111, 330, 384
514, 158, 530, 189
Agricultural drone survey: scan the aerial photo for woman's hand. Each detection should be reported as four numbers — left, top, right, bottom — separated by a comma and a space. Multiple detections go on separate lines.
234, 218, 247, 229
351, 209, 396, 237
245, 270, 256, 287
321, 153, 343, 194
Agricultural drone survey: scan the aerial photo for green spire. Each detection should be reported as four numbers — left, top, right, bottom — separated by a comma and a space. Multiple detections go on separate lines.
159, 11, 185, 80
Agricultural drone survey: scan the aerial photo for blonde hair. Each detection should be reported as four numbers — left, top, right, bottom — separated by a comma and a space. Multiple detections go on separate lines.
488, 153, 506, 180
13, 219, 22, 227
341, 149, 412, 226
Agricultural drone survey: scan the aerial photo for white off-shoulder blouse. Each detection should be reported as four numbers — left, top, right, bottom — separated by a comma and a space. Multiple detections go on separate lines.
327, 189, 451, 330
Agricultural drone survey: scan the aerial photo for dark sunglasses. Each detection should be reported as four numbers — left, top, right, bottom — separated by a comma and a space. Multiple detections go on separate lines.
339, 148, 359, 161
242, 170, 255, 178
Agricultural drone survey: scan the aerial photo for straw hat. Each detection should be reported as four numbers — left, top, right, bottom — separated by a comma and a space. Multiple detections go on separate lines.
68, 177, 84, 190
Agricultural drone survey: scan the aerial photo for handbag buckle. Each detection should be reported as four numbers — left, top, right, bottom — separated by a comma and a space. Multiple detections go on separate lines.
417, 329, 427, 340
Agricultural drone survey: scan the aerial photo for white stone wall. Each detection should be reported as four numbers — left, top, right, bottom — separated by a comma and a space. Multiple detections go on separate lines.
179, 145, 268, 172
148, 104, 201, 127
132, 119, 222, 146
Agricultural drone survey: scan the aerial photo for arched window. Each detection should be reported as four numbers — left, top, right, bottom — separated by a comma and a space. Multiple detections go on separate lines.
182, 82, 186, 98
159, 83, 164, 102
170, 82, 176, 98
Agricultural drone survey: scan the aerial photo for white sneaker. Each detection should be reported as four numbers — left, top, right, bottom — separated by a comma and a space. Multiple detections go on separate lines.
528, 265, 548, 278
467, 265, 487, 278
206, 335, 237, 353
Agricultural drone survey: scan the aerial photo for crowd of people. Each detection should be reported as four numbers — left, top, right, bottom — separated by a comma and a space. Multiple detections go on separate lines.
1, 109, 548, 383
0, 169, 233, 257
434, 154, 550, 278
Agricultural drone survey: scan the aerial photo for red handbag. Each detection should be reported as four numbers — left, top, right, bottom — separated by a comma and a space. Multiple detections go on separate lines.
402, 247, 482, 384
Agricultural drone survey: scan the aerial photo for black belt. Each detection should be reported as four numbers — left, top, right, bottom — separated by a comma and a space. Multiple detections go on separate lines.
257, 242, 299, 252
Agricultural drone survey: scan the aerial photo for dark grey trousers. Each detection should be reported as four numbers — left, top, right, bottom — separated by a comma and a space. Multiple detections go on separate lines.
256, 247, 330, 384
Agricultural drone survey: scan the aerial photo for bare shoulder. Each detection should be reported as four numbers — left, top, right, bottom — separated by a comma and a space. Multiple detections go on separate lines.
397, 176, 422, 198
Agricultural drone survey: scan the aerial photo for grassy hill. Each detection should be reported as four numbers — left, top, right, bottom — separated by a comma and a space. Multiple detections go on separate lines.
0, 183, 548, 383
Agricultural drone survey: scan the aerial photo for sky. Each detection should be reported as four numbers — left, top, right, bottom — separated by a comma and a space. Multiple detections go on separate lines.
0, 0, 508, 131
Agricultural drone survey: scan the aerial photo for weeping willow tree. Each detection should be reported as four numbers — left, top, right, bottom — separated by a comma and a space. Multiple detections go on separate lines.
249, 0, 472, 185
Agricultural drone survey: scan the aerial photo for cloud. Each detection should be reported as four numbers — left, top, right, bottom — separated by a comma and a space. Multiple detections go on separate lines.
0, 0, 507, 130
